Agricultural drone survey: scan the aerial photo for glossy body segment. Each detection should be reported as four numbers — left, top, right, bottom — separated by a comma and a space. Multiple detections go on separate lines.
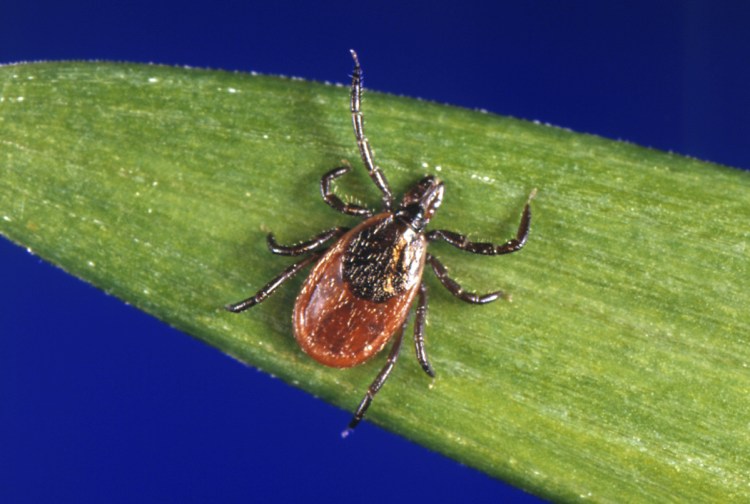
294, 213, 426, 368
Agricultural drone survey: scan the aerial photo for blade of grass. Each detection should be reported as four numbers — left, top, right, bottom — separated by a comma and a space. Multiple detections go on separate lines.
1, 61, 748, 502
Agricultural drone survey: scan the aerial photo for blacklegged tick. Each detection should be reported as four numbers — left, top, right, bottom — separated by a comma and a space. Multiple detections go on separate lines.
226, 50, 535, 435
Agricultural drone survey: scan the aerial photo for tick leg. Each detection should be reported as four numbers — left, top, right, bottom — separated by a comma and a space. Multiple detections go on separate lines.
320, 165, 375, 217
414, 281, 435, 377
349, 50, 394, 212
343, 318, 407, 436
427, 253, 503, 304
426, 189, 535, 255
225, 254, 319, 313
267, 227, 349, 256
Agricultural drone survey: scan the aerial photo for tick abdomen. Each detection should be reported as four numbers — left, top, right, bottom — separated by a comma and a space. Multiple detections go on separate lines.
293, 214, 426, 368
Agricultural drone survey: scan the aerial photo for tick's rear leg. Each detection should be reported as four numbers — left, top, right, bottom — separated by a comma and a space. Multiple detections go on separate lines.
414, 282, 434, 377
427, 253, 503, 304
225, 254, 319, 313
342, 318, 407, 437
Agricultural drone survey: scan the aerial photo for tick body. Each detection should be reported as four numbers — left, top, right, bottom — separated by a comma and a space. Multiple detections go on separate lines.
294, 212, 428, 368
226, 50, 534, 434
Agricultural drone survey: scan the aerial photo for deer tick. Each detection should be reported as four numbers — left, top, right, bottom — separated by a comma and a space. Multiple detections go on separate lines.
226, 50, 534, 435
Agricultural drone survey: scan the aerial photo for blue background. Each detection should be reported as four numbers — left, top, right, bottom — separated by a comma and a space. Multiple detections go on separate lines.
2, 2, 748, 503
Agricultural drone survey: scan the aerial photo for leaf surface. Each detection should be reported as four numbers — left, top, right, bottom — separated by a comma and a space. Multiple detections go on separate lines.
1, 62, 749, 502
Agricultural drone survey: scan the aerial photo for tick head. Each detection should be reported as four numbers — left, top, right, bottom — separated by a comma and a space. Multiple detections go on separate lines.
396, 175, 445, 231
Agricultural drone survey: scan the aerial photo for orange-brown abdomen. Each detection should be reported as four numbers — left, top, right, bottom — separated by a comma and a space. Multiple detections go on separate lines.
293, 214, 426, 368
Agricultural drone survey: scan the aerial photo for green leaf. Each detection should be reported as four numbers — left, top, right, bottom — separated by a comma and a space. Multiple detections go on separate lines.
1, 62, 749, 502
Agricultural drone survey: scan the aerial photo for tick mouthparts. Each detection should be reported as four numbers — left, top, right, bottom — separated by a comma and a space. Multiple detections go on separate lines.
422, 180, 444, 209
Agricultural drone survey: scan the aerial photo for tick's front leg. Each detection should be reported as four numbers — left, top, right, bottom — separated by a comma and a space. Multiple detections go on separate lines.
267, 227, 349, 256
349, 50, 394, 212
427, 189, 535, 255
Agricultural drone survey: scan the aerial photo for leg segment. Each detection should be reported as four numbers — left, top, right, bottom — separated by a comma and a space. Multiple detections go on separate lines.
320, 165, 374, 217
343, 318, 407, 436
267, 227, 349, 256
426, 189, 535, 255
225, 254, 319, 313
427, 253, 503, 304
414, 282, 434, 377
349, 50, 394, 212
